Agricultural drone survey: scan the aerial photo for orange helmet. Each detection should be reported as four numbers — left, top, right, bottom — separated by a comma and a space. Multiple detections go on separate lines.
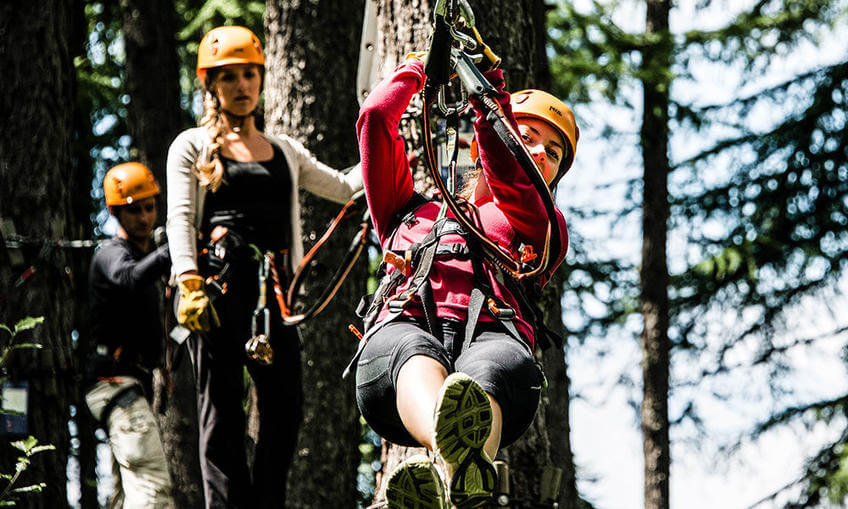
511, 89, 579, 177
196, 26, 265, 82
104, 162, 160, 206
469, 90, 579, 186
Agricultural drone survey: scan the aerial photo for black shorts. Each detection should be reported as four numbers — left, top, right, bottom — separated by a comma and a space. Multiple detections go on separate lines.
354, 317, 544, 447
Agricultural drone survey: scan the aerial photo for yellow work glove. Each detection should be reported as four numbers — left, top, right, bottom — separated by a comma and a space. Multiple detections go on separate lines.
177, 275, 220, 332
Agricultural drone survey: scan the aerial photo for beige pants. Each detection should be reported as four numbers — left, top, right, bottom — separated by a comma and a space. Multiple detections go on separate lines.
86, 379, 173, 508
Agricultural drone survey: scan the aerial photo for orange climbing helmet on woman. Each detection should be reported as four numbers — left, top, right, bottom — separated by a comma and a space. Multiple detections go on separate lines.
196, 25, 265, 82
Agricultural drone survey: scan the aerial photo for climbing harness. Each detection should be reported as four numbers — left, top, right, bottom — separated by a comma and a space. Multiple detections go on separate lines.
344, 0, 566, 378
197, 192, 371, 364
276, 193, 371, 325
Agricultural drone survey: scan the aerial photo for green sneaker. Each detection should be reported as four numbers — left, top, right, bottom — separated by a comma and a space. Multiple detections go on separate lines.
385, 454, 446, 509
434, 372, 496, 509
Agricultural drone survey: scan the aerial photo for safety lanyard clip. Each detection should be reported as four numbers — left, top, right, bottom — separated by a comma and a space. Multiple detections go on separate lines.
245, 253, 275, 365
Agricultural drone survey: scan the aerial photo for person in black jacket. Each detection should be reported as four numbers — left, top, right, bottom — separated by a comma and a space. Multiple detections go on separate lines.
84, 162, 174, 508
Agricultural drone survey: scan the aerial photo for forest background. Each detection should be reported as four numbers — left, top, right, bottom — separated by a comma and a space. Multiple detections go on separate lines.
1, 0, 847, 508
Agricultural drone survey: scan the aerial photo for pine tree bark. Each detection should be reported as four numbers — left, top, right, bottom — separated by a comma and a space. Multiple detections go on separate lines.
121, 0, 183, 211
68, 4, 99, 507
119, 0, 183, 205
371, 1, 579, 507
640, 1, 672, 509
118, 2, 203, 507
264, 1, 368, 507
0, 1, 81, 507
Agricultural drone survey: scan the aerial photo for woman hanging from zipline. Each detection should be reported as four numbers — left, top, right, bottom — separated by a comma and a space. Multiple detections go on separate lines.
351, 38, 579, 509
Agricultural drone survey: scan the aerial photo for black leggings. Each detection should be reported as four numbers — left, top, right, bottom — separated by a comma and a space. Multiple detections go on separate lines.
354, 317, 543, 447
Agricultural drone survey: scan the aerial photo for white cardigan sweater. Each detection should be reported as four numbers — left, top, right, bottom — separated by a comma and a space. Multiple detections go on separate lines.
166, 127, 363, 277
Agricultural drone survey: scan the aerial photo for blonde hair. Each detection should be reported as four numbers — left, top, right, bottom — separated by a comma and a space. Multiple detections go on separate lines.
196, 83, 226, 192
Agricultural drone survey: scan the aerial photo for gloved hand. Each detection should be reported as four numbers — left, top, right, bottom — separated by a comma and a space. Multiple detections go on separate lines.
177, 274, 220, 332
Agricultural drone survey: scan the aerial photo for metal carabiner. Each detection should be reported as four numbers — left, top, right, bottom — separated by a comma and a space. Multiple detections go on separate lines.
245, 253, 275, 365
449, 24, 477, 51
247, 307, 274, 365
437, 85, 469, 116
434, 0, 475, 28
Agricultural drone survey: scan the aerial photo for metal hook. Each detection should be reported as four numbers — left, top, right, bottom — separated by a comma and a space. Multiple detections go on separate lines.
449, 24, 477, 51
437, 85, 469, 116
245, 253, 275, 365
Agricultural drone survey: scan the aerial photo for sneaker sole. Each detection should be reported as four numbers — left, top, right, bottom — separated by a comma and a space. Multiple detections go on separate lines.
434, 373, 496, 508
385, 455, 445, 509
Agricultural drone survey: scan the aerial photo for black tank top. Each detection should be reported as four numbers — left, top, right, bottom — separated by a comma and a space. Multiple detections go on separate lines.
203, 144, 292, 251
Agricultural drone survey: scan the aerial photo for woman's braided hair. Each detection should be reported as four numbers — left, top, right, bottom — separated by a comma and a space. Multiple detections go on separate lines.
196, 72, 226, 192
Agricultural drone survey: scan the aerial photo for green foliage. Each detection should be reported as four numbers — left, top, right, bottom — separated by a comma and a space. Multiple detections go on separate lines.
0, 436, 55, 507
77, 1, 133, 234
177, 0, 264, 42
681, 0, 844, 74
549, 1, 643, 105
356, 418, 381, 507
0, 320, 51, 507
0, 317, 45, 373
549, 0, 848, 504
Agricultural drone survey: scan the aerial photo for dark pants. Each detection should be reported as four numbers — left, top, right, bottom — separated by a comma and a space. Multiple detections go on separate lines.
355, 317, 543, 448
188, 262, 303, 509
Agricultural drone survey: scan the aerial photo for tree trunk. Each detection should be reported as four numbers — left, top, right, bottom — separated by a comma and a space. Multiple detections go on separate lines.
0, 1, 81, 507
119, 0, 183, 207
368, 4, 434, 500
372, 1, 579, 507
538, 271, 579, 509
69, 3, 98, 507
264, 1, 367, 507
118, 2, 204, 507
639, 1, 672, 509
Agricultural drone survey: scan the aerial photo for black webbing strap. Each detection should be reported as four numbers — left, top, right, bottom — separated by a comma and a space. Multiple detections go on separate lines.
464, 286, 487, 352
417, 278, 443, 342
387, 218, 461, 336
501, 275, 564, 350
463, 239, 523, 353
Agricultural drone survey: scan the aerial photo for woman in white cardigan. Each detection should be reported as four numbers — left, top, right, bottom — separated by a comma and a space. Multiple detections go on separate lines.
166, 26, 361, 509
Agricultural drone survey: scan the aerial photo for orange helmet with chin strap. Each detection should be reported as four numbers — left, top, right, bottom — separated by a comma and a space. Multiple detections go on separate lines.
196, 26, 265, 83
470, 89, 579, 187
104, 162, 160, 206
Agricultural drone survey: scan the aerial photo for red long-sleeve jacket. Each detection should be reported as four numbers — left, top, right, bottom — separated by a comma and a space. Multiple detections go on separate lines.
356, 59, 568, 350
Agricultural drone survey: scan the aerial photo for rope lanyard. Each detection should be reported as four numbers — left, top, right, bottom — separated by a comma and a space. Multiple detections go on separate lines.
251, 193, 371, 328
